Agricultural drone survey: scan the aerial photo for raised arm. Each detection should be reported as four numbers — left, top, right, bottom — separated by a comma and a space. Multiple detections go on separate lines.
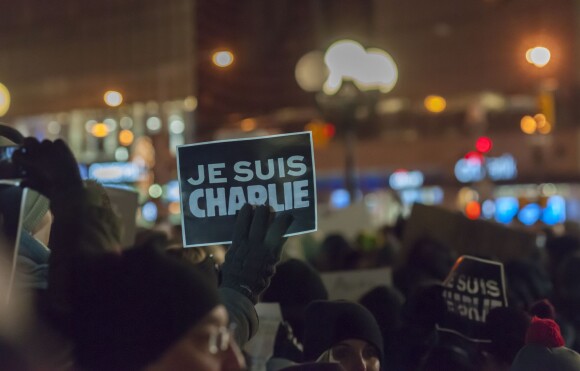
220, 204, 292, 345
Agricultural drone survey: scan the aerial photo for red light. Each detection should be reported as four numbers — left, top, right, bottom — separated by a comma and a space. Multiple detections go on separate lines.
323, 123, 336, 138
475, 136, 493, 153
465, 201, 481, 220
465, 151, 484, 164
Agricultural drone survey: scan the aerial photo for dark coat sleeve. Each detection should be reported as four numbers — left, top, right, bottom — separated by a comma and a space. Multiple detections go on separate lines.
219, 286, 259, 347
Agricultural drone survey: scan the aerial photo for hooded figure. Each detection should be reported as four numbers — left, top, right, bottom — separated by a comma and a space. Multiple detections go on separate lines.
303, 300, 383, 371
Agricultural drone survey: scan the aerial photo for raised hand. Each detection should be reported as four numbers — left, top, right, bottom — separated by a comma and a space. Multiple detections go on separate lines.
12, 138, 82, 199
220, 204, 293, 304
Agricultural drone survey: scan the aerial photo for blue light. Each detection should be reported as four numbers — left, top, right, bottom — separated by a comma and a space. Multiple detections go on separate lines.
330, 189, 350, 209
401, 189, 420, 205
542, 195, 566, 225
494, 197, 519, 224
164, 180, 180, 202
389, 171, 424, 190
518, 203, 541, 226
78, 164, 89, 180
454, 158, 484, 183
88, 162, 146, 183
142, 201, 158, 222
481, 200, 495, 219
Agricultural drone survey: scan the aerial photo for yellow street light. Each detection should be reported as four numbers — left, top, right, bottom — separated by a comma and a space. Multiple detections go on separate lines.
91, 123, 109, 138
520, 115, 537, 134
526, 46, 551, 68
104, 90, 123, 107
424, 95, 447, 113
0, 83, 11, 117
538, 121, 552, 134
119, 129, 135, 146
212, 50, 234, 68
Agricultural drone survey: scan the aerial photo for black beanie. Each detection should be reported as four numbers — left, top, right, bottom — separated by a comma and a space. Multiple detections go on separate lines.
482, 307, 531, 364
72, 245, 221, 371
303, 300, 383, 363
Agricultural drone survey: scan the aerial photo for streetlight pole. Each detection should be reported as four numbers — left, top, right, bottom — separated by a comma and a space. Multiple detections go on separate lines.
296, 40, 398, 203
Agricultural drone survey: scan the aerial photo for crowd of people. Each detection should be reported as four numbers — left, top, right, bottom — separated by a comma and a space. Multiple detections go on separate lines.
2, 131, 580, 370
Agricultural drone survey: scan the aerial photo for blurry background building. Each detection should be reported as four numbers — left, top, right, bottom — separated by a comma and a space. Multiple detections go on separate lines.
0, 0, 579, 227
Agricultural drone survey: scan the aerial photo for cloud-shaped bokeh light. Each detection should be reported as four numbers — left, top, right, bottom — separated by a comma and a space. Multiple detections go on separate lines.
323, 40, 398, 95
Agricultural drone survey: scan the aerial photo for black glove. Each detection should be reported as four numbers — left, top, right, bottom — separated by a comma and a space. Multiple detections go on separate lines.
220, 204, 293, 304
12, 138, 83, 199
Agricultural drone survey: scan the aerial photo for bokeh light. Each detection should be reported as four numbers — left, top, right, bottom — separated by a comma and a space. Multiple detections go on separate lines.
0, 82, 10, 117
148, 184, 163, 199
47, 121, 61, 135
241, 118, 257, 132
91, 123, 109, 138
295, 50, 328, 92
142, 202, 158, 222
104, 90, 123, 107
475, 136, 493, 153
537, 121, 552, 134
323, 39, 398, 95
114, 147, 129, 161
212, 50, 234, 67
183, 96, 198, 111
424, 95, 447, 113
169, 202, 181, 215
146, 117, 162, 132
169, 119, 185, 134
520, 115, 536, 134
465, 201, 481, 220
526, 46, 551, 68
518, 203, 541, 226
119, 129, 134, 146
120, 117, 133, 129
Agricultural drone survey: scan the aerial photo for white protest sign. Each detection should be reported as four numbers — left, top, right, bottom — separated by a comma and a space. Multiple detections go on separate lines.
244, 303, 283, 371
177, 132, 317, 247
320, 267, 392, 302
437, 255, 508, 342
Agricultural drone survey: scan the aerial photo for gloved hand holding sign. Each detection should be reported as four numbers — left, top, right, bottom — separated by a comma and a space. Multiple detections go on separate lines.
221, 204, 293, 304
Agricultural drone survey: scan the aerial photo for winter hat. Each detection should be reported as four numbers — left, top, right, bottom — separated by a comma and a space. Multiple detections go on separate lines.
482, 307, 531, 365
303, 300, 383, 363
359, 285, 404, 333
510, 317, 580, 371
262, 259, 328, 342
72, 245, 221, 371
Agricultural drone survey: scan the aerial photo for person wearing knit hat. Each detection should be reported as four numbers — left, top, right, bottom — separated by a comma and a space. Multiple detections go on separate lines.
481, 307, 531, 369
303, 300, 383, 371
510, 316, 580, 371
73, 245, 245, 371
